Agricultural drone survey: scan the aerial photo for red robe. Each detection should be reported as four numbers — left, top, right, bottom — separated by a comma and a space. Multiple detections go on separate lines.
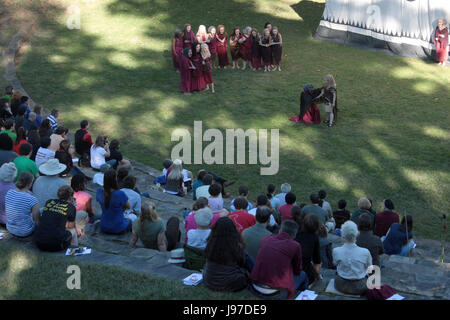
179, 55, 192, 93
191, 54, 206, 91
240, 34, 252, 61
172, 38, 184, 70
208, 34, 217, 57
216, 34, 229, 67
202, 57, 213, 84
183, 31, 196, 49
229, 34, 242, 61
435, 27, 449, 63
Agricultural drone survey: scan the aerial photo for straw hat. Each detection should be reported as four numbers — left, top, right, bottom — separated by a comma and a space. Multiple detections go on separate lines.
39, 159, 66, 176
168, 248, 185, 264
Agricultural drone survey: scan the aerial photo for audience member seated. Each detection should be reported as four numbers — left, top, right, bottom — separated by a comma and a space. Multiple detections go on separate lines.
14, 106, 27, 133
351, 197, 375, 228
294, 213, 322, 285
49, 126, 68, 152
279, 192, 296, 222
12, 127, 28, 155
120, 175, 140, 222
0, 98, 13, 120
34, 185, 88, 251
38, 119, 53, 138
96, 168, 131, 234
318, 223, 335, 269
203, 217, 250, 292
301, 193, 328, 224
71, 174, 95, 222
208, 183, 223, 211
23, 112, 39, 132
106, 139, 130, 169
5, 172, 40, 237
0, 119, 16, 142
13, 143, 38, 182
47, 109, 59, 132
1, 86, 13, 103
248, 194, 277, 229
33, 105, 43, 128
250, 219, 309, 299
90, 135, 114, 170
35, 136, 55, 168
184, 197, 228, 242
153, 159, 173, 186
187, 207, 213, 249
9, 90, 22, 117
333, 199, 350, 229
130, 202, 171, 251
274, 183, 291, 206
164, 159, 185, 196
74, 120, 93, 157
356, 213, 384, 266
0, 133, 17, 166
192, 169, 207, 200
318, 189, 332, 217
18, 96, 31, 118
195, 173, 214, 199
228, 197, 256, 234
27, 130, 40, 161
382, 215, 415, 257
332, 221, 372, 295
93, 163, 110, 186
0, 163, 17, 227
242, 206, 272, 260
266, 183, 281, 217
230, 185, 253, 211
33, 159, 68, 209
55, 139, 82, 177
374, 199, 399, 237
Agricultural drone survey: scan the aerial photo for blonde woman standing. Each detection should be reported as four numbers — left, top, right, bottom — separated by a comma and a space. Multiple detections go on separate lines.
322, 75, 338, 127
201, 43, 215, 93
196, 25, 208, 43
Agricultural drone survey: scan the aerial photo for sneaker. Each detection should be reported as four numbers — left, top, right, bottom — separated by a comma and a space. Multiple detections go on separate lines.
328, 123, 335, 127
323, 120, 329, 124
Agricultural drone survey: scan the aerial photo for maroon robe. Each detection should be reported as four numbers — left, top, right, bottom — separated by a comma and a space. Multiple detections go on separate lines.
229, 34, 242, 61
179, 55, 192, 93
202, 57, 213, 84
251, 36, 261, 69
240, 34, 252, 61
216, 34, 229, 67
191, 54, 206, 91
435, 27, 449, 63
271, 34, 282, 64
260, 37, 272, 66
172, 38, 184, 70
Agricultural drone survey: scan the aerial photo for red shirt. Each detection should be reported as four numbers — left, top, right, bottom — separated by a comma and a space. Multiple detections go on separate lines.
13, 139, 27, 155
279, 204, 294, 222
228, 210, 256, 233
374, 210, 399, 237
250, 232, 303, 298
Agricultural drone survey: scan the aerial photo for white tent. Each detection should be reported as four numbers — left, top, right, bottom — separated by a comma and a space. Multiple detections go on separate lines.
315, 0, 450, 59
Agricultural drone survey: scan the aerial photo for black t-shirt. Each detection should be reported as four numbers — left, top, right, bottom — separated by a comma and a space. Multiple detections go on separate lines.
295, 231, 321, 283
106, 149, 123, 167
333, 209, 351, 229
34, 199, 76, 244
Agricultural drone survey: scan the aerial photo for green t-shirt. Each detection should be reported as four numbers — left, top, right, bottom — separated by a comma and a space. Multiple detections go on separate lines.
13, 156, 38, 182
0, 130, 16, 142
0, 94, 11, 103
132, 218, 165, 249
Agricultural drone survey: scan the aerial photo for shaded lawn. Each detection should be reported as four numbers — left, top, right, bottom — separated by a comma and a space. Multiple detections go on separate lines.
2, 0, 450, 239
0, 241, 254, 300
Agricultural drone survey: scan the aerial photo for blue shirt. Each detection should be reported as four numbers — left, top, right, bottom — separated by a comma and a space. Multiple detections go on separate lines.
96, 188, 129, 234
35, 114, 43, 128
192, 180, 203, 200
383, 223, 413, 255
5, 189, 38, 237
47, 115, 58, 132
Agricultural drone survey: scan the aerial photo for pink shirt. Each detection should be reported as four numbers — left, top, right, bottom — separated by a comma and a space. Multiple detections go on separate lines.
208, 197, 223, 211
74, 191, 91, 212
184, 212, 221, 242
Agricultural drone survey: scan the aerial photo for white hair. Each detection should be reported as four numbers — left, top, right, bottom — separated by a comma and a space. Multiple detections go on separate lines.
341, 221, 359, 243
243, 26, 252, 34
168, 159, 183, 180
281, 183, 291, 193
0, 162, 17, 182
197, 25, 207, 35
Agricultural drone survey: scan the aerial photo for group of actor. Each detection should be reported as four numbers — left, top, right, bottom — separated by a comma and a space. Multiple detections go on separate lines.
172, 22, 283, 95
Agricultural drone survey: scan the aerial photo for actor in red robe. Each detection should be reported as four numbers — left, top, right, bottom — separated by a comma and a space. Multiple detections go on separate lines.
229, 27, 242, 69
183, 24, 196, 49
289, 84, 322, 124
172, 30, 184, 71
240, 27, 252, 70
207, 26, 217, 68
179, 48, 195, 95
191, 42, 206, 92
216, 25, 229, 68
434, 19, 449, 65
250, 29, 261, 70
201, 43, 214, 93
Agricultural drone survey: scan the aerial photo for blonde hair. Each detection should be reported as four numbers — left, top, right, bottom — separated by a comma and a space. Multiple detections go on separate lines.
201, 43, 211, 60
197, 25, 207, 37
438, 18, 448, 28
168, 159, 183, 180
324, 74, 336, 88
243, 26, 252, 34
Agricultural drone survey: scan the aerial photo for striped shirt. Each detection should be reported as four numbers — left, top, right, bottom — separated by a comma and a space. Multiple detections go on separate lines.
47, 115, 58, 132
5, 189, 38, 237
35, 147, 55, 168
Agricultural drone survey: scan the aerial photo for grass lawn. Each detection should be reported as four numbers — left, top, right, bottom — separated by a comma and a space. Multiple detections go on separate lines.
1, 0, 449, 239
0, 241, 253, 299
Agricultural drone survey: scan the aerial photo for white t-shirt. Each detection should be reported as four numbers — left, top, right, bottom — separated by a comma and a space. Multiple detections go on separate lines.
93, 173, 104, 186
90, 145, 107, 169
35, 147, 55, 168
248, 207, 277, 227
187, 229, 211, 249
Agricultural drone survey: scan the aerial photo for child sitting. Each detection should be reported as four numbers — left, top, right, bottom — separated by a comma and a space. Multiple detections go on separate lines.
208, 183, 223, 211
187, 207, 212, 249
230, 185, 254, 212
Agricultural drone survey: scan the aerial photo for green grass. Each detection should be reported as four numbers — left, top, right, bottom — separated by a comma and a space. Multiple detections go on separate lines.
0, 241, 253, 299
2, 0, 450, 239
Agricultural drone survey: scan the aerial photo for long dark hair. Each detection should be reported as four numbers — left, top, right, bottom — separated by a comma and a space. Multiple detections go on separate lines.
399, 215, 413, 233
103, 169, 118, 209
266, 183, 275, 199
205, 217, 245, 265
14, 127, 26, 145
39, 119, 51, 137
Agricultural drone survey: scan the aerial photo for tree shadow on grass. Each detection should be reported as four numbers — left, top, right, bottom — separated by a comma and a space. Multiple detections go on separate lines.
8, 0, 450, 239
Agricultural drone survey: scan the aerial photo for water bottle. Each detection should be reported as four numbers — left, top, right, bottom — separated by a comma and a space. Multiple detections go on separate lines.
183, 208, 189, 219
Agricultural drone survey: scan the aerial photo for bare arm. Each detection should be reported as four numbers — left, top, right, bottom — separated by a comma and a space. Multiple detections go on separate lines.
157, 231, 167, 252
123, 200, 130, 211
32, 204, 40, 226
129, 230, 138, 247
